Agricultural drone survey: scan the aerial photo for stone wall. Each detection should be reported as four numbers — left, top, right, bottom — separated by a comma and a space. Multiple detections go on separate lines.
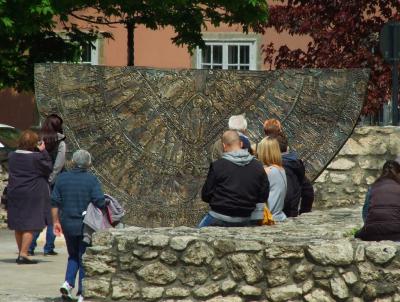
314, 126, 400, 209
83, 207, 400, 302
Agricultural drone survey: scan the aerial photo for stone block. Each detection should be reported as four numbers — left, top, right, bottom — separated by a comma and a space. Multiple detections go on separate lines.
237, 285, 262, 297
302, 279, 314, 294
210, 259, 228, 281
193, 283, 220, 299
133, 247, 159, 260
307, 240, 353, 265
358, 262, 381, 282
220, 279, 237, 294
212, 239, 236, 257
165, 287, 191, 298
330, 276, 349, 299
366, 175, 377, 185
178, 266, 208, 286
330, 173, 348, 183
227, 253, 264, 284
354, 244, 365, 262
266, 284, 302, 302
315, 171, 328, 183
170, 236, 198, 251
293, 262, 313, 281
83, 276, 111, 299
235, 240, 263, 251
92, 231, 115, 248
339, 138, 365, 155
264, 245, 304, 259
182, 241, 214, 265
342, 271, 358, 285
142, 286, 164, 301
115, 235, 137, 252
303, 288, 335, 302
83, 253, 116, 276
265, 259, 290, 287
358, 135, 388, 155
365, 243, 398, 265
364, 282, 396, 300
111, 276, 140, 300
160, 250, 178, 264
137, 262, 177, 285
327, 158, 356, 170
137, 234, 170, 247
312, 266, 336, 279
359, 158, 386, 170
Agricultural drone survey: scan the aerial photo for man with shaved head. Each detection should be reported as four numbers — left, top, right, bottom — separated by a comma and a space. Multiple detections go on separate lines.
199, 130, 269, 227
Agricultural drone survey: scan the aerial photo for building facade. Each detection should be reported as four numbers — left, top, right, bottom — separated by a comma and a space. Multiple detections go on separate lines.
0, 7, 310, 129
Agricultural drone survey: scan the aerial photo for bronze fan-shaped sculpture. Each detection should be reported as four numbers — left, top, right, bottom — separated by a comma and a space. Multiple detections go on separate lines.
35, 64, 369, 227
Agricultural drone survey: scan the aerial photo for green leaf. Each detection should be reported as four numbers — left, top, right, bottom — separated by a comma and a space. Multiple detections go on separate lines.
1, 17, 13, 27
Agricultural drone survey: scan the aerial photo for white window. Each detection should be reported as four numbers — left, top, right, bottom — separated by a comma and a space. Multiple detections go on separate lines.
80, 39, 99, 65
196, 41, 256, 70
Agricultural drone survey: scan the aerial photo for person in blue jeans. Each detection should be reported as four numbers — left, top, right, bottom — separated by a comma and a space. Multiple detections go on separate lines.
29, 226, 56, 256
199, 130, 269, 228
51, 150, 105, 302
29, 114, 67, 256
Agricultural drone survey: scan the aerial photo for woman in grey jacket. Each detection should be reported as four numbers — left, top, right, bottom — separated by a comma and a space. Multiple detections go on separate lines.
29, 114, 66, 256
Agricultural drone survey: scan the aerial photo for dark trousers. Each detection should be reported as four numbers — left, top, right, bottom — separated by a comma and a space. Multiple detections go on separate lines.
64, 235, 87, 295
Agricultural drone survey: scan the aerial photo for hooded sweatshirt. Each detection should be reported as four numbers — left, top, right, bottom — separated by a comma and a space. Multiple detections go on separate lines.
202, 149, 269, 221
282, 151, 314, 217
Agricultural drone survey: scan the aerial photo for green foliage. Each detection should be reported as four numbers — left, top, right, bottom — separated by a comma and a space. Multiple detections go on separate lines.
57, 0, 268, 63
0, 0, 98, 92
1, 0, 268, 90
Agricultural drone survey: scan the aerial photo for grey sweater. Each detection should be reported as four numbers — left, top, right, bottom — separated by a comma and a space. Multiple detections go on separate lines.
267, 166, 287, 222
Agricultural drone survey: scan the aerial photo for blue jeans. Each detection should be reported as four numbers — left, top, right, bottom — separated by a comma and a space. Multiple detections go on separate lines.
64, 235, 87, 295
29, 225, 56, 253
198, 213, 251, 228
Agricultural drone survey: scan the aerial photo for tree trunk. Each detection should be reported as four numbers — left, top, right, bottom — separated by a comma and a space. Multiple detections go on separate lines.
126, 21, 135, 66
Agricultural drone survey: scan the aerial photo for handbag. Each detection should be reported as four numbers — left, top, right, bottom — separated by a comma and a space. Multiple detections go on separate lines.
262, 206, 275, 225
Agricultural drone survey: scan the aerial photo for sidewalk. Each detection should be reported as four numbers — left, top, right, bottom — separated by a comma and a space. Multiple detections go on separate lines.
0, 228, 68, 302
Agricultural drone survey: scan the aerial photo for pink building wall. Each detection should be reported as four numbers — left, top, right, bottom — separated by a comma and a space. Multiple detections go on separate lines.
1, 5, 311, 129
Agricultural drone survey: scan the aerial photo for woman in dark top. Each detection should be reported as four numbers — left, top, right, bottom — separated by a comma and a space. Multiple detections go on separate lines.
29, 113, 66, 256
7, 130, 52, 264
355, 160, 400, 241
52, 149, 105, 301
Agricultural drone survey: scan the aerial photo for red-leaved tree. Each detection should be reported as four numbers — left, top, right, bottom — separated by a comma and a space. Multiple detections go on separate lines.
263, 0, 400, 114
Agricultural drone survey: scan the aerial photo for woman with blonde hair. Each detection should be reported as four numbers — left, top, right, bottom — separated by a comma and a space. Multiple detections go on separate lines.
256, 136, 287, 222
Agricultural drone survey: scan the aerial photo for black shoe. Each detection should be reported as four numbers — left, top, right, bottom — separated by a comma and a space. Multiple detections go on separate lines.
27, 251, 34, 256
44, 250, 58, 256
16, 256, 38, 265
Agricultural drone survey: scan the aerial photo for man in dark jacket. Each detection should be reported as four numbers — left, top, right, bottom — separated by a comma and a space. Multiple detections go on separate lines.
273, 134, 314, 217
199, 130, 269, 227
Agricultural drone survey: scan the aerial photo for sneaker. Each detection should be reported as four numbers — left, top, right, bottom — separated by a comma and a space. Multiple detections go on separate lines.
44, 250, 58, 256
60, 281, 73, 300
77, 295, 84, 302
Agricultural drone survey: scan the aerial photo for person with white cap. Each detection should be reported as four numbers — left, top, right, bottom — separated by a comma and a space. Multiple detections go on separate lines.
210, 114, 253, 162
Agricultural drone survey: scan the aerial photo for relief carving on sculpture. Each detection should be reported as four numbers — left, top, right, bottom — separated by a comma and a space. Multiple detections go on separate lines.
34, 64, 369, 227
